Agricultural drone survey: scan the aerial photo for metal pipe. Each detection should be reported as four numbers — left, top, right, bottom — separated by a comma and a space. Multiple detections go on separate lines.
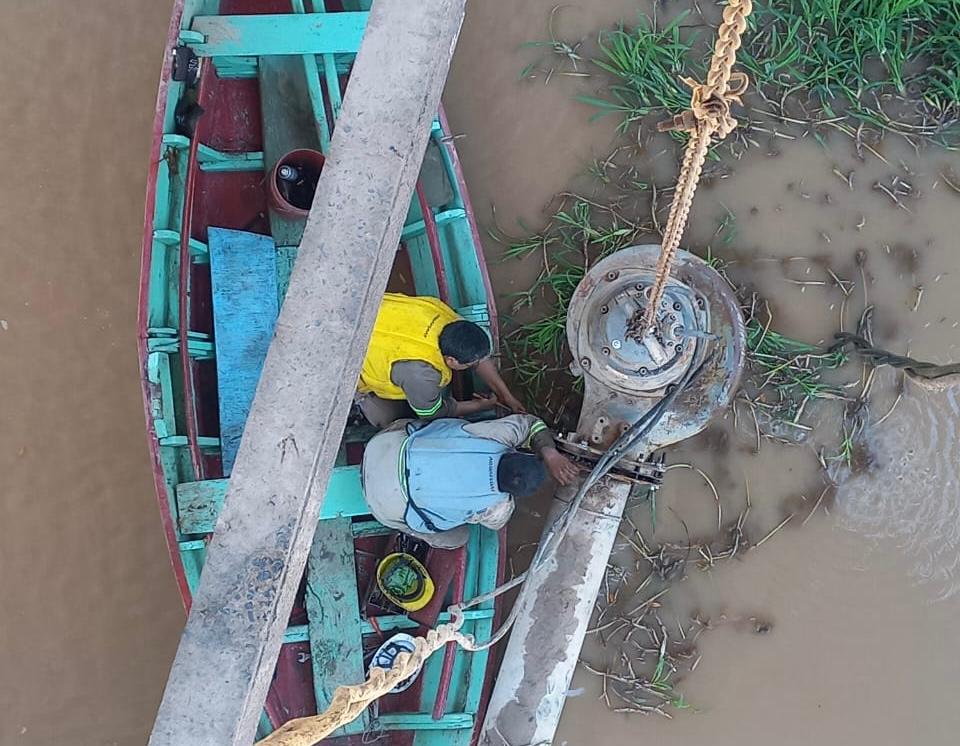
479, 478, 631, 746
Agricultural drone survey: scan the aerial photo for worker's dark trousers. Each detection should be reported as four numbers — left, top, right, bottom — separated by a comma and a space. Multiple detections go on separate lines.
356, 393, 415, 429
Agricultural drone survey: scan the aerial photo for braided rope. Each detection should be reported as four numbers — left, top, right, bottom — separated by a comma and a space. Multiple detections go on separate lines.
639, 0, 753, 336
257, 608, 472, 746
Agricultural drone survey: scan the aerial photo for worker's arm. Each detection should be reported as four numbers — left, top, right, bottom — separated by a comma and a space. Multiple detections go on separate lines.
474, 358, 526, 414
463, 415, 579, 486
391, 361, 498, 419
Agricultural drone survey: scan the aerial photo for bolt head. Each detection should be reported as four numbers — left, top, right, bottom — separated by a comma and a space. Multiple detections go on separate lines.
611, 339, 622, 349
580, 356, 592, 369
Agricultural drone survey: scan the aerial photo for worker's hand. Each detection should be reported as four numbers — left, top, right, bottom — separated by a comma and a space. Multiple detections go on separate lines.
501, 392, 527, 414
471, 392, 500, 411
542, 447, 579, 486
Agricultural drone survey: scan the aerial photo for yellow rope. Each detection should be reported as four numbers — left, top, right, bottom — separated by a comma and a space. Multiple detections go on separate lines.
257, 607, 472, 746
639, 0, 753, 336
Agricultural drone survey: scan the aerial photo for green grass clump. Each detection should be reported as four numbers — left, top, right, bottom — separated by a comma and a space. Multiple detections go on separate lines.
492, 196, 648, 417
580, 0, 960, 144
745, 319, 848, 408
578, 11, 702, 131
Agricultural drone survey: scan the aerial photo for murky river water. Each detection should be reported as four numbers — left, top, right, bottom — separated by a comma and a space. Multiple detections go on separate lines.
0, 2, 181, 744
2, 1, 958, 744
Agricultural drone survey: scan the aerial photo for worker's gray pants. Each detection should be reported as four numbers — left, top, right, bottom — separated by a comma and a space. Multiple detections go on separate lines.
356, 393, 415, 429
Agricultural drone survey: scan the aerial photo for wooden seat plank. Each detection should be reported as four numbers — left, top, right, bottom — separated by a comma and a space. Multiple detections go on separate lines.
176, 466, 366, 534
188, 13, 367, 57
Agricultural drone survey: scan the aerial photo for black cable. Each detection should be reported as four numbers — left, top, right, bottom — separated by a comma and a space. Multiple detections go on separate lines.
830, 332, 960, 380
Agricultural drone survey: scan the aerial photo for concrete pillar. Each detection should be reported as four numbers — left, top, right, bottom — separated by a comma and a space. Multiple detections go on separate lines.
479, 478, 631, 746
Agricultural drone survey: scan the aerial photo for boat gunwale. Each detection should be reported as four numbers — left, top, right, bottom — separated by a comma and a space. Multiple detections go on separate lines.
137, 0, 193, 610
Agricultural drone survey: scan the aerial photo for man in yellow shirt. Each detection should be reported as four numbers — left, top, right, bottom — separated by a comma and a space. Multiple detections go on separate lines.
357, 293, 526, 428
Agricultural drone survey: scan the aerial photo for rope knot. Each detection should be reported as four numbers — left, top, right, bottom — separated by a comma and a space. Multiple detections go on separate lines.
657, 72, 748, 139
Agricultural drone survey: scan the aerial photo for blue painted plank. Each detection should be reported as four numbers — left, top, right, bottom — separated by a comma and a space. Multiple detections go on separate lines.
359, 608, 493, 635
276, 246, 298, 306
306, 517, 367, 735
292, 0, 332, 153
175, 466, 366, 534
207, 228, 279, 475
379, 713, 473, 731
400, 208, 466, 240
187, 13, 368, 57
313, 1, 344, 120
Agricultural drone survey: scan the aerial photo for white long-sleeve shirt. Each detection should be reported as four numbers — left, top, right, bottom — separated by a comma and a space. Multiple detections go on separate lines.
361, 415, 552, 543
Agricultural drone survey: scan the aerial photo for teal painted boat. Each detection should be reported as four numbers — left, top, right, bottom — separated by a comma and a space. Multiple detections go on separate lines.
137, 2, 504, 742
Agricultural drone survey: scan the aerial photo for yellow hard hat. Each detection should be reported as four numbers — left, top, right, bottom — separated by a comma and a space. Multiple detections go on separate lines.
376, 552, 435, 612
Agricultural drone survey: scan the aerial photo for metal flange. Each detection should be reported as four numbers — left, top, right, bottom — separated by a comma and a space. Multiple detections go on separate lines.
566, 244, 745, 456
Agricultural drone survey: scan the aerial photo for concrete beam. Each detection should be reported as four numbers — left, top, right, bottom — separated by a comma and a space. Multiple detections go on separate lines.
149, 1, 467, 744
479, 479, 632, 746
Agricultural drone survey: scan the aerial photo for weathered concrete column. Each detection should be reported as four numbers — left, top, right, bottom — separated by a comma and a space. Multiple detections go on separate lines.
479, 478, 631, 746
149, 2, 467, 744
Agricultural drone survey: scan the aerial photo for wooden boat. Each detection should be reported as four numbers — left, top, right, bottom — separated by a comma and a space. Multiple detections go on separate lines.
137, 2, 504, 742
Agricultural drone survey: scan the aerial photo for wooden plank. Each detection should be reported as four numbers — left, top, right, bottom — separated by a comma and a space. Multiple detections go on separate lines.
149, 3, 468, 743
146, 352, 176, 440
258, 56, 322, 247
293, 0, 334, 152
176, 466, 366, 534
377, 713, 473, 731
188, 13, 367, 57
275, 245, 299, 306
207, 228, 279, 475
304, 517, 366, 734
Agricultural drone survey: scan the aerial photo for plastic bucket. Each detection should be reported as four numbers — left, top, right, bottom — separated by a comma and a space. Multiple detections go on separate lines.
268, 148, 325, 219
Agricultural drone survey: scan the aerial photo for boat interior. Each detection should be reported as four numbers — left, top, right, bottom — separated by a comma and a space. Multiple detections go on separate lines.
139, 1, 503, 740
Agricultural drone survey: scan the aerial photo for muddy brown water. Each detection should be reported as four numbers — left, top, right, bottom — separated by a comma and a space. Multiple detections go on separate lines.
2, 1, 959, 744
0, 2, 181, 744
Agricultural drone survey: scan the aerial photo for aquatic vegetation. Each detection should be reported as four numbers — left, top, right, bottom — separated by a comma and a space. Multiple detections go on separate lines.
495, 196, 850, 435
577, 11, 701, 131
581, 0, 960, 146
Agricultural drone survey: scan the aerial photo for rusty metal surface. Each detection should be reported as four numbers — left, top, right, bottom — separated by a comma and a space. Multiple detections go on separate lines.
567, 244, 745, 455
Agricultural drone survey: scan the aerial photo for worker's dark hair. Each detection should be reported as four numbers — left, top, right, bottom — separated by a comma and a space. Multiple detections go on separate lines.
438, 320, 491, 366
497, 452, 546, 497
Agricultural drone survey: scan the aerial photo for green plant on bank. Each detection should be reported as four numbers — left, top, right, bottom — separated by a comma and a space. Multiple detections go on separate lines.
578, 11, 703, 131
577, 0, 960, 145
495, 197, 847, 431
